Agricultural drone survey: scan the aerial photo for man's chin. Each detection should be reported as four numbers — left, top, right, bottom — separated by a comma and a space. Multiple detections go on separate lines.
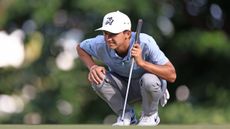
108, 45, 116, 49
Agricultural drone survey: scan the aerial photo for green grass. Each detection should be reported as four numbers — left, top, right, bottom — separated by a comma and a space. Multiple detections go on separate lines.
0, 124, 229, 129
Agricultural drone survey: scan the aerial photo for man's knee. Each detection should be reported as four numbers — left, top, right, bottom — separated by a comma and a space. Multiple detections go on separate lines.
91, 72, 119, 100
140, 73, 161, 92
91, 72, 112, 90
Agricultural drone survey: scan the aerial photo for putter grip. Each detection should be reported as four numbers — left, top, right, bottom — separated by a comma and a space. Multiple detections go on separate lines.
134, 19, 143, 44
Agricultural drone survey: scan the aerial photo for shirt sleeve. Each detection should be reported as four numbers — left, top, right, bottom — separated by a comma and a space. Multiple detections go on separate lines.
79, 35, 104, 59
142, 34, 169, 65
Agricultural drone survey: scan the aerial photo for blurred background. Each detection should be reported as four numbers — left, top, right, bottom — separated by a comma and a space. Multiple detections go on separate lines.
0, 0, 230, 124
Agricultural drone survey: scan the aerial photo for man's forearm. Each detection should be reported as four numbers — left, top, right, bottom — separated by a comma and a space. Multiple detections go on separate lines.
76, 45, 96, 70
138, 60, 176, 83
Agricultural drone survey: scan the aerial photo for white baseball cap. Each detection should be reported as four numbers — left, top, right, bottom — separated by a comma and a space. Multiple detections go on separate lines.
95, 11, 131, 34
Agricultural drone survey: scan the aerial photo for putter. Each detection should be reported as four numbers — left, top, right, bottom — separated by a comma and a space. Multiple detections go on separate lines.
121, 19, 143, 123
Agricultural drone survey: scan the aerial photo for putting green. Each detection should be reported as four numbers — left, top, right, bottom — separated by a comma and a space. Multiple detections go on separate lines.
0, 124, 229, 129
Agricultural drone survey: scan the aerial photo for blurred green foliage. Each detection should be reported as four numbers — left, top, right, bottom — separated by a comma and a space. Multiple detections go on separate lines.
160, 102, 230, 124
0, 0, 229, 124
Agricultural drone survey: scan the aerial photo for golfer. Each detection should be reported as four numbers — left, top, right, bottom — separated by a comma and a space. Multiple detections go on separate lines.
76, 11, 176, 126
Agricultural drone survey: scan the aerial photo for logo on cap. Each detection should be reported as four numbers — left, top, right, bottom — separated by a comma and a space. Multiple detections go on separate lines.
105, 17, 114, 25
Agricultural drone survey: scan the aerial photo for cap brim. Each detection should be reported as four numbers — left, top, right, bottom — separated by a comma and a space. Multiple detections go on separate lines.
95, 27, 121, 34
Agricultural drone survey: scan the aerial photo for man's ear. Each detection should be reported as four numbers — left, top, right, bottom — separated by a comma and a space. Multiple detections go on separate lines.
123, 30, 131, 39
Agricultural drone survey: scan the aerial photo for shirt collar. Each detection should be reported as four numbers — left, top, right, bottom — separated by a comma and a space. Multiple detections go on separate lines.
109, 34, 135, 61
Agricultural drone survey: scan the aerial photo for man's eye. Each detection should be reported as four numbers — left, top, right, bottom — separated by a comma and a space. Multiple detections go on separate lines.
110, 33, 116, 36
103, 31, 117, 37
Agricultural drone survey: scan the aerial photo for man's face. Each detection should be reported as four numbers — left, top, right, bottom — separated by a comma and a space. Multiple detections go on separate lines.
103, 31, 130, 50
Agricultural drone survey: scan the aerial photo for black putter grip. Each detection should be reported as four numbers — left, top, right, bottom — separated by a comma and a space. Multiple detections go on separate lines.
134, 19, 143, 44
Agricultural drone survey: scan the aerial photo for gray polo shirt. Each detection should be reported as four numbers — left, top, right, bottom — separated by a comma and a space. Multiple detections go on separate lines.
79, 32, 169, 79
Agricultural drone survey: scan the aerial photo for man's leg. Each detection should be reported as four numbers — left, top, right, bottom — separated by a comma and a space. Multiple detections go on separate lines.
91, 72, 133, 114
91, 72, 138, 125
139, 73, 163, 116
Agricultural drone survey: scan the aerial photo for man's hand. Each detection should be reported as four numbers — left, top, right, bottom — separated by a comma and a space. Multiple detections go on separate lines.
88, 65, 106, 85
131, 43, 143, 66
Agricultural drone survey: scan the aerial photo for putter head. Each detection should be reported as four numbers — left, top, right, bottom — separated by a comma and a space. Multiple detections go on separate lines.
112, 118, 129, 126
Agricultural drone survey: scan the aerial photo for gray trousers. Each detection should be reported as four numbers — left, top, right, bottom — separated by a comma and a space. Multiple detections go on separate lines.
91, 72, 163, 116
